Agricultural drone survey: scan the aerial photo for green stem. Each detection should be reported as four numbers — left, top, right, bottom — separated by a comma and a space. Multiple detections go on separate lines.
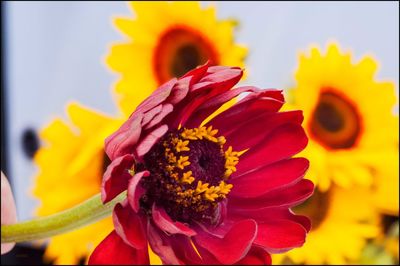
1, 191, 126, 243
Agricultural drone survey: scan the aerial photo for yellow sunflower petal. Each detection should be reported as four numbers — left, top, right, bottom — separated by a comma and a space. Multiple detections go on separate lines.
32, 103, 123, 264
288, 42, 399, 198
282, 185, 380, 265
107, 1, 247, 117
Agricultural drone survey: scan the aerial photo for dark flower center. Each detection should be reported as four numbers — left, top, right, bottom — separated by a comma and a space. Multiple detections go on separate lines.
309, 90, 362, 149
293, 190, 331, 230
138, 126, 239, 224
172, 44, 202, 79
153, 26, 219, 84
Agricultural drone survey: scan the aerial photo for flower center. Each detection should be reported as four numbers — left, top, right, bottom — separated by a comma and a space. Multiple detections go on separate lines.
138, 126, 239, 224
309, 90, 362, 149
293, 190, 331, 230
153, 26, 219, 84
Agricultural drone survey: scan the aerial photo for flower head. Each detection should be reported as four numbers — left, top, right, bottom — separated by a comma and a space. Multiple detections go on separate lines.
287, 43, 399, 194
32, 103, 120, 264
107, 1, 247, 116
89, 63, 313, 265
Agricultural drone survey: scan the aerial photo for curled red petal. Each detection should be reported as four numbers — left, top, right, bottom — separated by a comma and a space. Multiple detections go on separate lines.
168, 235, 203, 264
127, 171, 149, 213
194, 219, 258, 264
237, 123, 308, 175
105, 113, 143, 161
135, 124, 168, 158
101, 154, 134, 204
135, 78, 177, 113
229, 179, 315, 210
147, 223, 183, 265
152, 204, 196, 237
254, 220, 307, 254
186, 86, 263, 128
231, 157, 309, 198
206, 89, 285, 134
224, 111, 304, 152
113, 202, 147, 249
88, 230, 149, 265
228, 207, 312, 233
235, 245, 272, 265
143, 104, 174, 130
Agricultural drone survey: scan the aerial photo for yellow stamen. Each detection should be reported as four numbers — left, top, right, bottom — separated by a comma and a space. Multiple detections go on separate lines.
181, 129, 197, 140
166, 152, 177, 164
204, 186, 219, 201
177, 156, 190, 169
224, 146, 240, 178
195, 181, 209, 195
181, 171, 195, 184
175, 139, 190, 152
218, 136, 226, 145
218, 181, 233, 195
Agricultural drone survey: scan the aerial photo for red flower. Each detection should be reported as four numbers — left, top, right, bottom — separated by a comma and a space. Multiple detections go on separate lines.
89, 63, 314, 265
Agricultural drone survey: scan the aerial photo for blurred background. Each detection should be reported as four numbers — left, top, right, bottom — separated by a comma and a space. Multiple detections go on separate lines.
1, 1, 398, 265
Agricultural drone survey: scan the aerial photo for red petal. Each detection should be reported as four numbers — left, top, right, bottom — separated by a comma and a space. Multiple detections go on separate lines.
182, 61, 211, 86
105, 112, 143, 161
228, 207, 311, 233
147, 223, 183, 265
230, 158, 309, 198
226, 111, 304, 152
88, 230, 149, 265
168, 235, 203, 264
254, 220, 307, 253
136, 78, 177, 113
135, 124, 168, 158
193, 219, 258, 264
236, 123, 308, 175
235, 245, 272, 265
113, 203, 147, 249
127, 171, 149, 212
143, 104, 173, 130
167, 76, 191, 105
177, 68, 243, 127
152, 204, 197, 236
196, 67, 243, 92
229, 179, 315, 210
206, 89, 285, 135
101, 154, 134, 204
141, 104, 163, 126
186, 86, 263, 128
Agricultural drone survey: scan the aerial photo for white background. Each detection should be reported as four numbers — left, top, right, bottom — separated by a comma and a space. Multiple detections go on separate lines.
4, 1, 399, 221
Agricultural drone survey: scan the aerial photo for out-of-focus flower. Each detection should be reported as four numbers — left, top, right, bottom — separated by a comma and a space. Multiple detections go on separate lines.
371, 149, 399, 216
286, 43, 398, 193
275, 43, 399, 265
33, 2, 248, 263
88, 63, 314, 265
32, 103, 123, 264
274, 185, 379, 264
106, 1, 247, 116
357, 218, 399, 265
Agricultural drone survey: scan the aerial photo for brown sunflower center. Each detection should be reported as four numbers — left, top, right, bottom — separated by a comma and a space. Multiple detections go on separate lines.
293, 190, 331, 230
309, 90, 362, 149
153, 26, 219, 84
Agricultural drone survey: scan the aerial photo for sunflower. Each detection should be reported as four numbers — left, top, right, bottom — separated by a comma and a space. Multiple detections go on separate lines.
32, 103, 123, 264
273, 184, 379, 265
33, 103, 162, 264
106, 1, 247, 116
286, 43, 399, 194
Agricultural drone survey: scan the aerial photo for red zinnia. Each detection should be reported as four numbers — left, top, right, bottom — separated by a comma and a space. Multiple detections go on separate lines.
89, 63, 314, 265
